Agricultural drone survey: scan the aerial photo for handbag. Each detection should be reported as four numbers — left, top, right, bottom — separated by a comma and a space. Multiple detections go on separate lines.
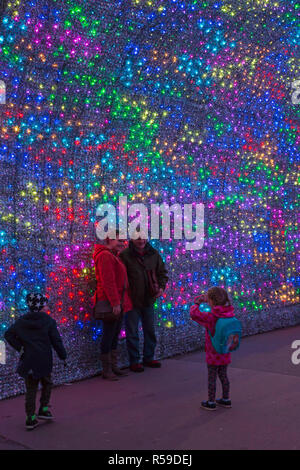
93, 281, 126, 323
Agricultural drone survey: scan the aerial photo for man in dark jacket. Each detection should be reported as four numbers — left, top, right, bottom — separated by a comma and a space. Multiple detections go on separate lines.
4, 293, 67, 430
120, 237, 168, 372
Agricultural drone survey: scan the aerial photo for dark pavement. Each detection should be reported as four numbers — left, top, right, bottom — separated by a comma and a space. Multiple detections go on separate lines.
0, 325, 299, 450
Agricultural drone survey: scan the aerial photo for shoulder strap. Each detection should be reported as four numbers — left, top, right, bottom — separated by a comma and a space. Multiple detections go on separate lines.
121, 280, 126, 304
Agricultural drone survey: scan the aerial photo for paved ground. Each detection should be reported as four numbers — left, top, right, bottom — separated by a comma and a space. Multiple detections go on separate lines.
0, 325, 299, 450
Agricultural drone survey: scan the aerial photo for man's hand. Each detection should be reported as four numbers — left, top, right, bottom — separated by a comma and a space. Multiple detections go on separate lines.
113, 304, 122, 316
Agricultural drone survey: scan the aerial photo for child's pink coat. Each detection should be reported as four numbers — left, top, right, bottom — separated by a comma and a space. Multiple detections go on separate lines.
190, 304, 235, 365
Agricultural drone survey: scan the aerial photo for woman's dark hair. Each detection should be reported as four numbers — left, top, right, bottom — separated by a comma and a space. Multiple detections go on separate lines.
207, 287, 231, 306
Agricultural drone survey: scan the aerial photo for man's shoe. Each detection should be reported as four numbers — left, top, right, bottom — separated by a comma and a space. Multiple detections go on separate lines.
37, 406, 54, 420
144, 360, 161, 368
130, 363, 144, 372
26, 415, 39, 430
216, 398, 232, 408
201, 400, 217, 411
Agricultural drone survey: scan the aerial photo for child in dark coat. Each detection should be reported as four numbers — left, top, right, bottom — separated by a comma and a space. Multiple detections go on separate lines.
4, 293, 67, 430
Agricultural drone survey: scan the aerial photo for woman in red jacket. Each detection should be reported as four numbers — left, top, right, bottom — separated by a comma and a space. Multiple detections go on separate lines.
93, 232, 132, 381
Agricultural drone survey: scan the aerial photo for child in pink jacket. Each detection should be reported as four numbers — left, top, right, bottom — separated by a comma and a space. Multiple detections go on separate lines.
190, 286, 235, 410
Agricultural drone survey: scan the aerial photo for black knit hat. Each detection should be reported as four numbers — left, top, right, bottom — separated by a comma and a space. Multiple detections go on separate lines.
26, 293, 48, 312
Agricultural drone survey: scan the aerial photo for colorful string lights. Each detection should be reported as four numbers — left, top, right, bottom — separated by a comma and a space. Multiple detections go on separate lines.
0, 0, 299, 398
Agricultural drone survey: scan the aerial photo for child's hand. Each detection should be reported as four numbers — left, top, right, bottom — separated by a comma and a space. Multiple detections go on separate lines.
194, 294, 206, 305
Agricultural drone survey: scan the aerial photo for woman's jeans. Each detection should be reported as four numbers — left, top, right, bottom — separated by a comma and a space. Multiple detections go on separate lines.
125, 305, 156, 364
101, 316, 123, 354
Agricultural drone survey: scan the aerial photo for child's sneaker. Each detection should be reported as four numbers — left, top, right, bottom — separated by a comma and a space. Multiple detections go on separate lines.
26, 415, 39, 430
37, 406, 53, 420
201, 400, 217, 410
216, 398, 232, 408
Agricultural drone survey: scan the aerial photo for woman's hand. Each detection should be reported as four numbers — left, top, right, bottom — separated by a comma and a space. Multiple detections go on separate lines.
155, 288, 164, 298
113, 304, 122, 316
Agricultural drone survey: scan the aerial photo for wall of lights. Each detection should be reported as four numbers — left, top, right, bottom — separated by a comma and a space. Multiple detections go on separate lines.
0, 0, 299, 399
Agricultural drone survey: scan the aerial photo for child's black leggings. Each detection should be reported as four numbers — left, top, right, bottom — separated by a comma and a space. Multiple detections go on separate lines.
207, 365, 230, 402
25, 375, 52, 417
